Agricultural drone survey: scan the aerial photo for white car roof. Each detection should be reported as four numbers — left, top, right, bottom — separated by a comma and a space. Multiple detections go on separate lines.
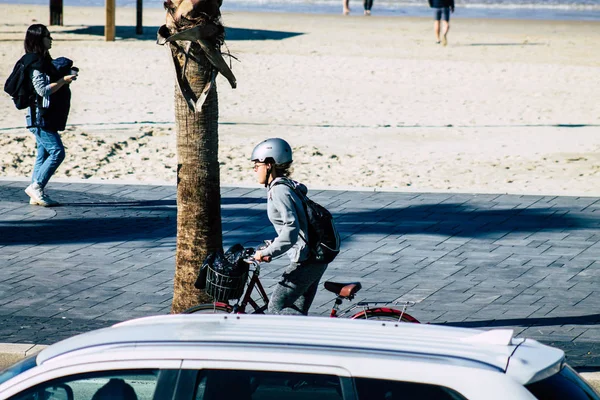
36, 314, 564, 385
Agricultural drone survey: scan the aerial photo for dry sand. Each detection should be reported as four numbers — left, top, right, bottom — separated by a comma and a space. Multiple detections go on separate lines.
1, 4, 599, 195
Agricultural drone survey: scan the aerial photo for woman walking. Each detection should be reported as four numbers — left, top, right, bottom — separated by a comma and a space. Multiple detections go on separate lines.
22, 24, 77, 206
251, 138, 328, 315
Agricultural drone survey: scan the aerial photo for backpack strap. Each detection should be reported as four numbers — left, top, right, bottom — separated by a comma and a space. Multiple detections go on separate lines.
270, 177, 294, 192
271, 178, 307, 203
21, 55, 43, 127
270, 178, 311, 248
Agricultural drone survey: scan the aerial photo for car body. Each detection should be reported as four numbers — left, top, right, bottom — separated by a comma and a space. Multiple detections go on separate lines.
0, 314, 598, 400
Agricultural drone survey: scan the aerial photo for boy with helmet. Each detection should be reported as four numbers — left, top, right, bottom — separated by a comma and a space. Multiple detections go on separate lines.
251, 138, 328, 315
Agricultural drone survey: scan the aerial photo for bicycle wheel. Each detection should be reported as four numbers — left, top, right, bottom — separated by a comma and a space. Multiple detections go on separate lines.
350, 308, 420, 323
182, 303, 232, 314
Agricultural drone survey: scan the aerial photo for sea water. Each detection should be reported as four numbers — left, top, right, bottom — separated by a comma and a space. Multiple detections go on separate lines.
3, 0, 600, 20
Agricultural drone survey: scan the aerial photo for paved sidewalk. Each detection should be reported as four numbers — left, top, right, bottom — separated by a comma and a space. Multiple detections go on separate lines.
1, 180, 599, 368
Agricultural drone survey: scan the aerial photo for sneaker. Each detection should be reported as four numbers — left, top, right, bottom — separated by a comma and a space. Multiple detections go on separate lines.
25, 183, 59, 207
25, 182, 44, 203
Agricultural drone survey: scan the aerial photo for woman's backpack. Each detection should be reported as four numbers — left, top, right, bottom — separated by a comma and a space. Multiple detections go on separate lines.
274, 180, 341, 264
4, 54, 39, 110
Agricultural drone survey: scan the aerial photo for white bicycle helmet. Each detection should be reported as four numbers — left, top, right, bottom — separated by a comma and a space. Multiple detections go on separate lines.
251, 138, 293, 165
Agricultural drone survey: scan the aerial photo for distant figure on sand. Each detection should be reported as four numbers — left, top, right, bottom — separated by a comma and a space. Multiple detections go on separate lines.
343, 0, 350, 15
343, 0, 374, 16
428, 0, 454, 46
364, 0, 373, 15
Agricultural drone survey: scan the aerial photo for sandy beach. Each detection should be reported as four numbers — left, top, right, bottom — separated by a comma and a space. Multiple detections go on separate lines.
0, 4, 599, 195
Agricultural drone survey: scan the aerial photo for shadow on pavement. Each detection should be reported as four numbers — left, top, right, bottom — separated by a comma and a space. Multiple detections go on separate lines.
0, 195, 594, 244
60, 200, 176, 207
0, 315, 121, 345
442, 313, 600, 328
335, 203, 592, 238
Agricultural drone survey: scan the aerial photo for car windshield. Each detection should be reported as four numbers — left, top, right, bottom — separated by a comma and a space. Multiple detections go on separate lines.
0, 354, 37, 386
526, 365, 600, 400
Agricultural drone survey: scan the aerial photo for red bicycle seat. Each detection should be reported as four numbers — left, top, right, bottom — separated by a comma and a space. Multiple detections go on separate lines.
324, 281, 362, 298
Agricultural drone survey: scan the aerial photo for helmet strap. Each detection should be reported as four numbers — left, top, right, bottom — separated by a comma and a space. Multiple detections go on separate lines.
264, 165, 271, 188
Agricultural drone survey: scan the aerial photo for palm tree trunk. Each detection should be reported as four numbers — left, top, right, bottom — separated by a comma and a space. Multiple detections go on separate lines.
171, 44, 222, 313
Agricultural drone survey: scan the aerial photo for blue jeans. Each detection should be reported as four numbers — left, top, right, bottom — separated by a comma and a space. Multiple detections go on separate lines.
29, 126, 65, 188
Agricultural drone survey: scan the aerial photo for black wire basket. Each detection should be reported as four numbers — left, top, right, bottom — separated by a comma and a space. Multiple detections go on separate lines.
205, 264, 248, 302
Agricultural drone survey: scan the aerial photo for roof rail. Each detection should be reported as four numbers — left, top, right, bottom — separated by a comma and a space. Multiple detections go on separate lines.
462, 329, 515, 346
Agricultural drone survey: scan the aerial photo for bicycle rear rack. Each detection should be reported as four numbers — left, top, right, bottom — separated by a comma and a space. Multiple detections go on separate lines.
341, 300, 417, 321
356, 300, 417, 307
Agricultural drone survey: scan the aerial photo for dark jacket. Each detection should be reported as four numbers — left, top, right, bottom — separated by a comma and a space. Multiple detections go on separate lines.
29, 55, 72, 132
20, 53, 44, 73
428, 0, 454, 8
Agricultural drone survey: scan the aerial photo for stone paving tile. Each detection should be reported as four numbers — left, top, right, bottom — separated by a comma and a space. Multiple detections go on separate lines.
1, 181, 600, 367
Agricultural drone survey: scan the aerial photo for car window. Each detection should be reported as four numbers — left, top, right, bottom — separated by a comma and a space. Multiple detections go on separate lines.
526, 365, 600, 400
9, 369, 161, 400
355, 377, 467, 400
194, 369, 343, 400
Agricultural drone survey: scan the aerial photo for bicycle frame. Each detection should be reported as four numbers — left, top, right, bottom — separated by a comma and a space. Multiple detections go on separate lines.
212, 263, 269, 314
237, 266, 270, 313
201, 258, 419, 323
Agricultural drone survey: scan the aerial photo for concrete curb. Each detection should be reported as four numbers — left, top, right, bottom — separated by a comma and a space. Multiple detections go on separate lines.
581, 372, 600, 391
1, 342, 599, 393
0, 343, 48, 369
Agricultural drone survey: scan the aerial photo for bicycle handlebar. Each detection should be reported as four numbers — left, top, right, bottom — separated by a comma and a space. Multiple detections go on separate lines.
243, 247, 271, 263
244, 256, 271, 264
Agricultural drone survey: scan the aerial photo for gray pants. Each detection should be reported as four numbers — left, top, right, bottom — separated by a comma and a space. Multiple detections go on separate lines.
268, 261, 328, 315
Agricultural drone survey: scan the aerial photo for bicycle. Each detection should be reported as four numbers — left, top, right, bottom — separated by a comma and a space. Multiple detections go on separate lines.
183, 248, 420, 323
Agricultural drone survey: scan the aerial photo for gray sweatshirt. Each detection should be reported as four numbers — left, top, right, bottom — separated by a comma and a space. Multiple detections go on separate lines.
30, 69, 51, 106
261, 177, 310, 263
26, 69, 51, 128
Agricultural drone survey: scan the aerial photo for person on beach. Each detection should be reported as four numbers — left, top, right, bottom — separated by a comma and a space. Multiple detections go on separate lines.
251, 138, 328, 315
428, 0, 454, 46
343, 0, 350, 15
364, 0, 374, 15
22, 24, 77, 207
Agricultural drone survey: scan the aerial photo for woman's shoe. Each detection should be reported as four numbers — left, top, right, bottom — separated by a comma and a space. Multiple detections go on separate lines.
25, 183, 59, 206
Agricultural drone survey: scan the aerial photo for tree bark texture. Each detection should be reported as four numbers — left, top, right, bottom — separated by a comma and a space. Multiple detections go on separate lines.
171, 43, 223, 313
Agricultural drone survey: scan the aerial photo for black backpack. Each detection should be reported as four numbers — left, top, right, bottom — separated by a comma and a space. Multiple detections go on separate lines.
4, 54, 38, 110
273, 180, 341, 264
